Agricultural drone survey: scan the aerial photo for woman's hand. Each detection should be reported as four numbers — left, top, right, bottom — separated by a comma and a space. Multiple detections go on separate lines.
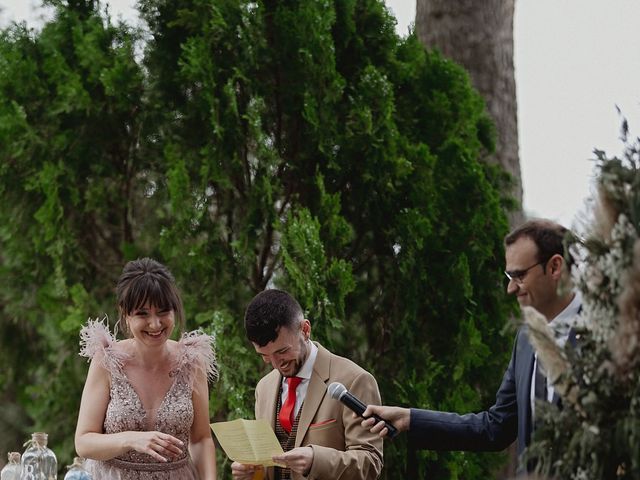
125, 431, 184, 462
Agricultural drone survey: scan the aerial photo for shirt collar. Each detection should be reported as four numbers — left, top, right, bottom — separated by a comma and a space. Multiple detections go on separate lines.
548, 290, 582, 344
295, 340, 318, 380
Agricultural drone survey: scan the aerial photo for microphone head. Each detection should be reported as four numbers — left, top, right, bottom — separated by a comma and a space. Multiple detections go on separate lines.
328, 382, 347, 400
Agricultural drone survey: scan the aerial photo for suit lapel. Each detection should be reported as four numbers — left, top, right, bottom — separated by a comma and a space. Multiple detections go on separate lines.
258, 371, 281, 480
260, 370, 281, 431
519, 333, 536, 436
295, 342, 330, 448
522, 343, 535, 401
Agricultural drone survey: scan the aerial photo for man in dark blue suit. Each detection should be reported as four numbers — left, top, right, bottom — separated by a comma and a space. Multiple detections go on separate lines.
361, 219, 581, 469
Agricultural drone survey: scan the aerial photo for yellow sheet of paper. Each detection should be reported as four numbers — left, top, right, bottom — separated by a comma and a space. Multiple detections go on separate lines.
210, 419, 285, 467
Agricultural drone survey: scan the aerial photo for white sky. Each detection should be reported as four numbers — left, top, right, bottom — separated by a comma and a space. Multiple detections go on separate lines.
2, 0, 639, 229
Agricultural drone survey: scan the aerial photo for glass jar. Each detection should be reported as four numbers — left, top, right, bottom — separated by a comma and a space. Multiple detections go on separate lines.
62, 458, 91, 480
1, 452, 22, 480
20, 432, 57, 480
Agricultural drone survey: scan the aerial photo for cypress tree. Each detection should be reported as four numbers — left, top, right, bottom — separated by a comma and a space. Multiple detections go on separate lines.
0, 1, 513, 477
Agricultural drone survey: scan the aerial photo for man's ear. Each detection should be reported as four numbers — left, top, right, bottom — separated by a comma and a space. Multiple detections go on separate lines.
301, 319, 311, 340
548, 254, 565, 278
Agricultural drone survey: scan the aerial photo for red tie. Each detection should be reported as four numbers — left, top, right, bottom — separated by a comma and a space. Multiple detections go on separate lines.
280, 376, 303, 433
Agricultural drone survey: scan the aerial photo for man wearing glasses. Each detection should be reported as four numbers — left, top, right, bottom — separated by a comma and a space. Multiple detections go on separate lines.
359, 219, 581, 473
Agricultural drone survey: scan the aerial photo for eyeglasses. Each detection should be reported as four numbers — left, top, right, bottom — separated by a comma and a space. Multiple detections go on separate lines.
504, 260, 545, 284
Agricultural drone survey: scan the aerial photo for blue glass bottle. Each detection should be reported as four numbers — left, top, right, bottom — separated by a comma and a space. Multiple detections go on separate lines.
63, 458, 91, 480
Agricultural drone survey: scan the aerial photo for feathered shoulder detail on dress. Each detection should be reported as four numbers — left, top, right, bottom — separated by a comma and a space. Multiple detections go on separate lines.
173, 330, 218, 387
79, 317, 130, 377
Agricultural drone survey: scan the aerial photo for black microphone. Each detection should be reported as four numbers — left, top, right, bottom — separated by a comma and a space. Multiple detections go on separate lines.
327, 382, 398, 439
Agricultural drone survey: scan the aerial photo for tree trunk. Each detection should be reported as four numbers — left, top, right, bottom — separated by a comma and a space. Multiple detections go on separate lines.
416, 0, 523, 226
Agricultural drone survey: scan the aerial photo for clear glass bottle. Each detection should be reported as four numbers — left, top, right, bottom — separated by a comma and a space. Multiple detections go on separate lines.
20, 432, 57, 480
62, 458, 91, 480
1, 452, 22, 480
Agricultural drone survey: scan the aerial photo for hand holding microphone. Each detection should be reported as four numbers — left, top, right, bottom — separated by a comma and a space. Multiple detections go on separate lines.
328, 382, 402, 439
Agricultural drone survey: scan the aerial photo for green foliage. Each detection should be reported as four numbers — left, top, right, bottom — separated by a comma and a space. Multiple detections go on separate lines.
0, 0, 147, 468
0, 0, 513, 477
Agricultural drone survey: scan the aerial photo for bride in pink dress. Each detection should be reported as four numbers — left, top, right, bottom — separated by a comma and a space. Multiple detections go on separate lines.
75, 258, 218, 479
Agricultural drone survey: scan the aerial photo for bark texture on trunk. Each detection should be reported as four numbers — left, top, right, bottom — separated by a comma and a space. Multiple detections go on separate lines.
416, 0, 523, 226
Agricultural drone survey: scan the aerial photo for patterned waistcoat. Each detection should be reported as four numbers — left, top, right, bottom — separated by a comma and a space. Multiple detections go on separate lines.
274, 390, 304, 480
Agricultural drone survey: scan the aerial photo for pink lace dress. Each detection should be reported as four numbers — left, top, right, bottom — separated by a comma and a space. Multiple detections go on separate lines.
79, 320, 217, 480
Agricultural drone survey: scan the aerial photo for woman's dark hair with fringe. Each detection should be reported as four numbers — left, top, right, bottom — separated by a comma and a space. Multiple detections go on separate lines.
116, 258, 185, 336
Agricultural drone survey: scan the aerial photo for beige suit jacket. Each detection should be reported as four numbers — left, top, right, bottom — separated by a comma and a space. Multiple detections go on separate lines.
255, 342, 383, 480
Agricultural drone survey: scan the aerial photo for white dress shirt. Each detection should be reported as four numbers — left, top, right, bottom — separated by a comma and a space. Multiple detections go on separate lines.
280, 340, 318, 418
530, 291, 582, 416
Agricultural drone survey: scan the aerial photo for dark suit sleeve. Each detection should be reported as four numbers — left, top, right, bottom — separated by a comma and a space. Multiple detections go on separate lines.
407, 335, 520, 452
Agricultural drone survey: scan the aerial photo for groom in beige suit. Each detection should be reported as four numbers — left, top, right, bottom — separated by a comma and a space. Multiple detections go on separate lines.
231, 289, 383, 480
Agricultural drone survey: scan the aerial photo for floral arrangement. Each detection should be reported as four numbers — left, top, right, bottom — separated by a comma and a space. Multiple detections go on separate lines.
524, 124, 640, 479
